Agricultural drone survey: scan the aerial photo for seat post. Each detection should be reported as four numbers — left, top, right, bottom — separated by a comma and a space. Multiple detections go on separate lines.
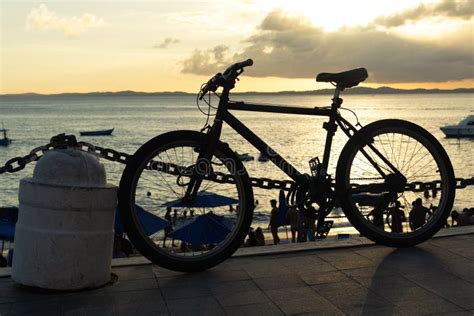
320, 86, 343, 173
332, 86, 342, 102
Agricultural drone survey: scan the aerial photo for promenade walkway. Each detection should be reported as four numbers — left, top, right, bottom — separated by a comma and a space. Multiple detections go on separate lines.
0, 231, 473, 315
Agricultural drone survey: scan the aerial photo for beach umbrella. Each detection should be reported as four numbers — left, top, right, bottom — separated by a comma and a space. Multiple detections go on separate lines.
0, 221, 15, 242
115, 205, 170, 236
167, 212, 231, 247
0, 207, 18, 242
162, 191, 239, 208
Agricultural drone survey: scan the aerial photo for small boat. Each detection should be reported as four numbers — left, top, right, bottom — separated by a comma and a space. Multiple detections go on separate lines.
234, 151, 254, 162
0, 122, 12, 147
440, 115, 474, 138
258, 152, 270, 162
80, 128, 114, 136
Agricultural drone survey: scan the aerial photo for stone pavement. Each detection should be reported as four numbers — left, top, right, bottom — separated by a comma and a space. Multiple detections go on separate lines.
0, 233, 473, 315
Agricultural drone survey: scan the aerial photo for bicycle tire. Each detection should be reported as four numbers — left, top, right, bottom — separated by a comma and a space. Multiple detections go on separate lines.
336, 119, 455, 247
118, 130, 254, 272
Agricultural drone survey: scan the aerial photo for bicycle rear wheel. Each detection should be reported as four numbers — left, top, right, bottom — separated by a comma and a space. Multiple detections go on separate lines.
336, 119, 455, 247
118, 130, 254, 271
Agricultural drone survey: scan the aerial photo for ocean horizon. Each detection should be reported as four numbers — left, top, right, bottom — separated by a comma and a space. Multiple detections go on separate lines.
1, 92, 473, 227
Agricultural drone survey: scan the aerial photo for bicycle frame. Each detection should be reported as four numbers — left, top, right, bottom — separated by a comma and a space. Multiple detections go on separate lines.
209, 87, 356, 184
185, 86, 402, 199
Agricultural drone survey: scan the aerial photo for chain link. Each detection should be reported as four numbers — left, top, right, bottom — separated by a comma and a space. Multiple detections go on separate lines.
1, 133, 474, 193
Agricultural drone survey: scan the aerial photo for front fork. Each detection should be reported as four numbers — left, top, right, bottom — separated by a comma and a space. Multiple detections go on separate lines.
183, 89, 229, 203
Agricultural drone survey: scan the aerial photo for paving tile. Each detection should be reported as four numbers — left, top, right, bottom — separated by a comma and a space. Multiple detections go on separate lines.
160, 283, 212, 300
299, 270, 351, 285
10, 297, 62, 315
63, 305, 116, 316
313, 281, 395, 314
224, 302, 283, 316
352, 275, 417, 290
114, 288, 164, 305
116, 301, 169, 316
209, 279, 259, 295
0, 303, 11, 315
214, 289, 269, 307
431, 311, 474, 316
394, 297, 464, 315
316, 251, 375, 270
105, 277, 159, 292
404, 273, 474, 309
60, 292, 117, 311
166, 296, 224, 315
0, 285, 55, 304
242, 261, 293, 279
253, 273, 306, 290
157, 269, 250, 289
265, 286, 342, 315
112, 265, 155, 281
340, 265, 398, 278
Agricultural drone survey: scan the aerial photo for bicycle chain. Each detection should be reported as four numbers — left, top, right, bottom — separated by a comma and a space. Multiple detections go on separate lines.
1, 133, 473, 193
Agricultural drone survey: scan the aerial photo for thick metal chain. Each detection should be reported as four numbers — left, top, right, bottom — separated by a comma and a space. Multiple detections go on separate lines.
0, 134, 131, 175
1, 133, 474, 193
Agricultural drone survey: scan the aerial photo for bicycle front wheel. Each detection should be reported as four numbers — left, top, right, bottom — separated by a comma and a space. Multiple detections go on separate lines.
336, 119, 455, 247
118, 130, 254, 272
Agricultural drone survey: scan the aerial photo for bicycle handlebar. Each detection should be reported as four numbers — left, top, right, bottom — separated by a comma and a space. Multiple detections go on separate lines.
199, 59, 253, 99
222, 58, 253, 76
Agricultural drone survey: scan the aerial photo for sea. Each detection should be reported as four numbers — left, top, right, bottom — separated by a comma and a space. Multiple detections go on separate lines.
1, 93, 473, 228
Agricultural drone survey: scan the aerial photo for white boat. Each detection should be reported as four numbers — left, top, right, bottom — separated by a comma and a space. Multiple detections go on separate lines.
440, 115, 474, 138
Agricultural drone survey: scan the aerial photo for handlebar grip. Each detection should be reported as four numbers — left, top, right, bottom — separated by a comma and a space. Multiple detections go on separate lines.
223, 59, 254, 76
235, 58, 253, 69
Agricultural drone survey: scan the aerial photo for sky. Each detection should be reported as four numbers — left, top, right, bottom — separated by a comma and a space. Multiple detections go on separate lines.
0, 0, 473, 94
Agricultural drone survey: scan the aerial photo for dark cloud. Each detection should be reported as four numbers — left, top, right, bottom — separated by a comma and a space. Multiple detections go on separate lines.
181, 10, 473, 83
372, 0, 474, 28
154, 37, 179, 49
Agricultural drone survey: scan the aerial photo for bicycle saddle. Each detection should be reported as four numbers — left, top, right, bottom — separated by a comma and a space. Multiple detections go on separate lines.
316, 68, 368, 89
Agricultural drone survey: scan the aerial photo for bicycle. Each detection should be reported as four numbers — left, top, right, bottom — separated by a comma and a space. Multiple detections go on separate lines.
118, 59, 455, 272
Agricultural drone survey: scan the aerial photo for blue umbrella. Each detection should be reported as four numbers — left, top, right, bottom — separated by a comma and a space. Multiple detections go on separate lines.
0, 221, 15, 241
162, 191, 239, 208
0, 207, 17, 242
115, 205, 170, 236
275, 189, 289, 227
167, 212, 231, 247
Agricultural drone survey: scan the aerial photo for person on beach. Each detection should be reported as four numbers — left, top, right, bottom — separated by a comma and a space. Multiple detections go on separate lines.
286, 206, 299, 243
268, 199, 280, 245
255, 227, 265, 246
303, 212, 316, 242
244, 230, 258, 247
388, 201, 405, 233
409, 198, 431, 230
456, 208, 474, 226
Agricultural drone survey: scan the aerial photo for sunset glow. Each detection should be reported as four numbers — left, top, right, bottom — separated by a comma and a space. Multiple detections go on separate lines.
1, 0, 473, 94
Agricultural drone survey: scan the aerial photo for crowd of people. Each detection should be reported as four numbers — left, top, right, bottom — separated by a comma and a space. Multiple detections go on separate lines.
243, 197, 474, 247
245, 199, 331, 247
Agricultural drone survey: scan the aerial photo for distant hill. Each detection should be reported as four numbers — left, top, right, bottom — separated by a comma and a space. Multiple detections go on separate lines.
1, 87, 473, 98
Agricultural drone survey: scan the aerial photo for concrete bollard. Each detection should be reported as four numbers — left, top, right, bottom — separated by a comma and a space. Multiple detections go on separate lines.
12, 149, 117, 290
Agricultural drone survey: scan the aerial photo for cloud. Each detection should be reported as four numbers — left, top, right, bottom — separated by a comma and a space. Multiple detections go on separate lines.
154, 37, 180, 49
372, 0, 474, 28
181, 10, 473, 83
26, 4, 105, 37
182, 45, 231, 74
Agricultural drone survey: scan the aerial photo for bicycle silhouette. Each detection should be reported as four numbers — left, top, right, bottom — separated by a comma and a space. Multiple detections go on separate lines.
118, 59, 455, 272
